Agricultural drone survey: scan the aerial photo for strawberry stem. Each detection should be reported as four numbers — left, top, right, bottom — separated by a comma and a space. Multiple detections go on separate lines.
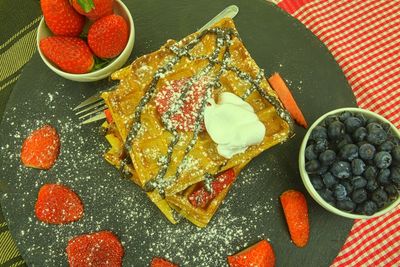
92, 57, 112, 71
77, 0, 95, 13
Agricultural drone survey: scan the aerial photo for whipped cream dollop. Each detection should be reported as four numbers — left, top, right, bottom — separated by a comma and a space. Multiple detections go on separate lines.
204, 92, 266, 158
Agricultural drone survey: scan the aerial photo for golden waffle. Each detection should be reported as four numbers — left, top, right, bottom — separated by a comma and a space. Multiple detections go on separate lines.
101, 18, 293, 227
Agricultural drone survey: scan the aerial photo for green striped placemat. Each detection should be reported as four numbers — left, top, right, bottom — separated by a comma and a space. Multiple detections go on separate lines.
1, 0, 42, 266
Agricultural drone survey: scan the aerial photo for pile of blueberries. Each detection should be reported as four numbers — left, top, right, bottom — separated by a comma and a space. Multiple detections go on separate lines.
305, 111, 400, 216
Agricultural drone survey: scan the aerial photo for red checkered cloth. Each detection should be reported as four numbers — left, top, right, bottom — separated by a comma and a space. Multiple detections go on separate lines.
274, 0, 400, 266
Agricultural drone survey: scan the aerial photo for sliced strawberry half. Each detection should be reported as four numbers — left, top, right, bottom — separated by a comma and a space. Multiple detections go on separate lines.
21, 125, 60, 170
35, 184, 83, 224
227, 240, 276, 267
150, 257, 179, 267
155, 77, 209, 132
280, 190, 309, 247
188, 168, 235, 209
66, 231, 124, 267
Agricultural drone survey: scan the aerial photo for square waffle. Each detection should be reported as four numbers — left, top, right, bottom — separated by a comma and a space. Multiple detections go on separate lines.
101, 18, 293, 227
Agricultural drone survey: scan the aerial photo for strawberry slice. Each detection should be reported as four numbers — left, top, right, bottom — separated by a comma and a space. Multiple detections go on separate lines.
150, 257, 179, 267
188, 168, 235, 208
35, 184, 83, 224
280, 190, 310, 247
104, 109, 113, 123
66, 231, 124, 267
227, 240, 276, 267
155, 77, 209, 132
268, 73, 308, 128
21, 125, 60, 170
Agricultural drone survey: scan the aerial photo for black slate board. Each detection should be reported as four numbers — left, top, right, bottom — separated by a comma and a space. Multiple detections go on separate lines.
0, 0, 356, 266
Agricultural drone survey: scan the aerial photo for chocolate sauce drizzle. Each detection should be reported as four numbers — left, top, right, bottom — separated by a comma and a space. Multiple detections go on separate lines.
119, 26, 293, 196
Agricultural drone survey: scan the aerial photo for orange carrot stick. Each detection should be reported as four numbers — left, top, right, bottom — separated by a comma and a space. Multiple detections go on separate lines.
268, 73, 308, 128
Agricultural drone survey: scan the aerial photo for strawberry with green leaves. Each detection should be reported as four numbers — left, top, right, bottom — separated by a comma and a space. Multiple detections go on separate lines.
88, 14, 129, 58
40, 36, 94, 74
40, 0, 85, 36
72, 0, 114, 21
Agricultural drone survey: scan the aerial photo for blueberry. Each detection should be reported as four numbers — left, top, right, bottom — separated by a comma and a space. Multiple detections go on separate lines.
353, 127, 367, 142
339, 144, 359, 161
341, 180, 354, 194
336, 139, 350, 150
366, 177, 379, 192
379, 141, 395, 152
345, 116, 363, 133
317, 164, 329, 175
377, 168, 391, 185
324, 115, 339, 127
336, 199, 356, 212
381, 122, 391, 133
355, 113, 367, 126
392, 146, 400, 164
318, 188, 335, 204
367, 128, 387, 145
359, 143, 376, 160
366, 122, 383, 131
371, 188, 388, 208
310, 126, 328, 141
390, 166, 400, 186
319, 150, 336, 166
339, 111, 353, 122
328, 121, 345, 140
352, 176, 367, 189
314, 139, 328, 153
333, 183, 348, 200
305, 159, 320, 174
359, 200, 378, 215
390, 137, 400, 146
374, 151, 392, 169
384, 184, 399, 200
305, 145, 318, 161
364, 166, 378, 180
366, 118, 378, 125
352, 188, 368, 204
351, 158, 366, 176
330, 161, 351, 179
322, 172, 337, 188
310, 175, 325, 190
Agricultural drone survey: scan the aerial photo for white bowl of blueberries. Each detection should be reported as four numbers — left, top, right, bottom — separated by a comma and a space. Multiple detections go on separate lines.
299, 107, 400, 219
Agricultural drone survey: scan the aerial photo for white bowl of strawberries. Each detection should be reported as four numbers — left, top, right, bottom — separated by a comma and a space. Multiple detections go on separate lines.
37, 0, 134, 82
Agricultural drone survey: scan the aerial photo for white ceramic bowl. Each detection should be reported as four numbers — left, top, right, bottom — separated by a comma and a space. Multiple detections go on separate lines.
36, 0, 135, 82
299, 107, 400, 219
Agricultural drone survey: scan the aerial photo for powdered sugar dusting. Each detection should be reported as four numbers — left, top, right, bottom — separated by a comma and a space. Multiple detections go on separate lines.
0, 85, 277, 266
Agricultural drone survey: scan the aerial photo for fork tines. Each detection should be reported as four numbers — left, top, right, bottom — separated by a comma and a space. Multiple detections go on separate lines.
74, 92, 107, 125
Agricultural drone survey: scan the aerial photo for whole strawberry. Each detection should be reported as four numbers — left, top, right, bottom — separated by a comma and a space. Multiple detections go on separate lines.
88, 14, 129, 58
40, 36, 94, 74
40, 0, 85, 36
71, 0, 114, 21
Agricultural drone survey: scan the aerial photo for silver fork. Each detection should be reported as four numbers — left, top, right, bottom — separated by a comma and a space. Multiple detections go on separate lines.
73, 90, 108, 125
74, 5, 239, 125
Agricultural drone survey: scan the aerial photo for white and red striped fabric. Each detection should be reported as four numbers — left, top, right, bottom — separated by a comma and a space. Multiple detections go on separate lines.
274, 0, 400, 266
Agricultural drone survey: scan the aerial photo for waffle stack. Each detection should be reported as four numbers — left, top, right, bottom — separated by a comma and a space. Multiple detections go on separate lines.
101, 18, 293, 227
